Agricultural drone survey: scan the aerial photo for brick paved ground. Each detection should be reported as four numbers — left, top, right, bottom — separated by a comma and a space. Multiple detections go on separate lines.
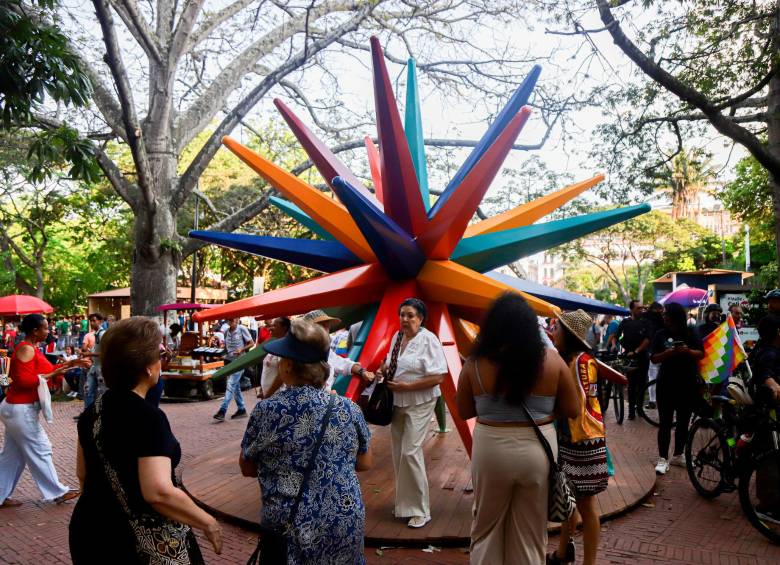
1, 393, 779, 564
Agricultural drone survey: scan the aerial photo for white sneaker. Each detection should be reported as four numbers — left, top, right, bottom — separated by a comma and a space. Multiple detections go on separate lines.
655, 457, 670, 475
407, 516, 431, 528
670, 454, 687, 467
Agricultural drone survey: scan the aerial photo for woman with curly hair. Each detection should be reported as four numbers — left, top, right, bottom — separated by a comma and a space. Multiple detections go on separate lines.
457, 293, 578, 564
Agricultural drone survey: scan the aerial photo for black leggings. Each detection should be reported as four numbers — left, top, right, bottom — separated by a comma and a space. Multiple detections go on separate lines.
656, 378, 695, 459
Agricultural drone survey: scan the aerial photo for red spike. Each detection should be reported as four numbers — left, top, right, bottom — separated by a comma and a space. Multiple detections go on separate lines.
370, 36, 427, 237
274, 99, 380, 206
192, 263, 388, 323
364, 136, 384, 204
417, 107, 532, 259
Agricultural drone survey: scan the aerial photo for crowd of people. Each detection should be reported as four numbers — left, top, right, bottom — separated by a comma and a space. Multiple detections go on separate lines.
0, 288, 777, 564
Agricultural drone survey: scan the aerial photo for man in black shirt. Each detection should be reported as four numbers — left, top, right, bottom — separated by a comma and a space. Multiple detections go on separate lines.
697, 303, 723, 339
611, 300, 651, 419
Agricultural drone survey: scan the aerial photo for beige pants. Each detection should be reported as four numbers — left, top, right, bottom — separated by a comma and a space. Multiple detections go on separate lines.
390, 397, 437, 518
470, 422, 556, 565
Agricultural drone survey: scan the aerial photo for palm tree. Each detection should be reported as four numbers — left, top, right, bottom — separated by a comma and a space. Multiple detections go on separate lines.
656, 149, 714, 220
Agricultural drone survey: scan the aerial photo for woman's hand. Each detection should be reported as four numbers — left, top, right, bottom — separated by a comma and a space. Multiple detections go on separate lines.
386, 381, 409, 392
362, 370, 375, 383
203, 518, 223, 554
67, 358, 90, 369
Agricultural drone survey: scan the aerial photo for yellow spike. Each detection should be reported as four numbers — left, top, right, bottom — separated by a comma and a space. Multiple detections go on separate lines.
465, 174, 605, 238
416, 260, 559, 317
221, 136, 376, 263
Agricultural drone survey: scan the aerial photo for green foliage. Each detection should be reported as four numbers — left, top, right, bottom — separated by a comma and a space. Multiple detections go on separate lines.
0, 0, 91, 128
26, 126, 100, 183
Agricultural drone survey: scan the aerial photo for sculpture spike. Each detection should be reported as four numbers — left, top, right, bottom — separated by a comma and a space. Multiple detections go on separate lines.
370, 36, 427, 236
188, 230, 360, 273
417, 108, 532, 259
404, 59, 430, 210
274, 99, 381, 207
364, 136, 384, 204
192, 263, 388, 323
269, 196, 334, 240
416, 260, 559, 317
452, 203, 652, 273
332, 303, 379, 396
429, 65, 542, 218
332, 176, 426, 279
426, 302, 474, 455
221, 136, 376, 263
465, 174, 605, 237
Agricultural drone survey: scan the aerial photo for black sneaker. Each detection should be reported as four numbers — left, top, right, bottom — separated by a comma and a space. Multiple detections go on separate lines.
645, 401, 657, 410
628, 412, 636, 420
213, 411, 226, 422
231, 409, 247, 419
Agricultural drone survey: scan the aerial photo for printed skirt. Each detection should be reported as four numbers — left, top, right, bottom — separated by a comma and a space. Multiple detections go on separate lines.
558, 437, 609, 497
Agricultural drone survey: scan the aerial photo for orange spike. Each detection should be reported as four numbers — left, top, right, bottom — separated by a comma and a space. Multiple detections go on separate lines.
465, 174, 605, 237
221, 136, 376, 263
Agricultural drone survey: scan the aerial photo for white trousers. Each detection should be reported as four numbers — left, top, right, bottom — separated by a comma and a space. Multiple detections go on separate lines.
390, 398, 436, 518
0, 400, 69, 502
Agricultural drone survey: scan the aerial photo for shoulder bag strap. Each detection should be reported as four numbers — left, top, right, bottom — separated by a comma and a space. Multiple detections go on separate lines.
518, 400, 559, 472
91, 396, 134, 516
385, 332, 403, 382
285, 393, 336, 530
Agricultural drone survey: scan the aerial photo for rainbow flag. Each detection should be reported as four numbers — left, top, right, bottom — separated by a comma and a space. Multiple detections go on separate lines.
698, 314, 746, 384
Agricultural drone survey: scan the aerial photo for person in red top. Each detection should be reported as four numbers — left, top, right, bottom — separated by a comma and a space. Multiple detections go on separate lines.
0, 314, 87, 508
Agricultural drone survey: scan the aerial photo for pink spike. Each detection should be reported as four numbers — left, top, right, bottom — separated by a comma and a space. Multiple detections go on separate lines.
417, 108, 532, 259
274, 99, 381, 207
344, 279, 419, 401
370, 36, 427, 237
364, 136, 384, 204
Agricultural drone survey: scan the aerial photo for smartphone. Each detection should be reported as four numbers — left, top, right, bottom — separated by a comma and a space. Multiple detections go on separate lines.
672, 340, 685, 348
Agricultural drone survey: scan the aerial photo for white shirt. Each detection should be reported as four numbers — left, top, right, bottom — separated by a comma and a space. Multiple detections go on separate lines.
261, 353, 280, 395
325, 349, 355, 390
384, 327, 447, 407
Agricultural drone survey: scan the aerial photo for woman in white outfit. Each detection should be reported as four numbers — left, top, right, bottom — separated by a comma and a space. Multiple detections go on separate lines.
0, 314, 87, 507
366, 298, 448, 529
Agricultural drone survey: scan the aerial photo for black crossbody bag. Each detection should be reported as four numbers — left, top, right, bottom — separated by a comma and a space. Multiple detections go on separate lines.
361, 332, 403, 426
247, 394, 336, 565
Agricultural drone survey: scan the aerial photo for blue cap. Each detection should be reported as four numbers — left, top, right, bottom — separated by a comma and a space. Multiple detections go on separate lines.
264, 331, 328, 363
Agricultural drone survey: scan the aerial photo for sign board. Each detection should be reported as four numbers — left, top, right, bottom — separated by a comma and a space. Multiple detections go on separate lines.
738, 326, 758, 346
719, 293, 748, 311
252, 276, 265, 296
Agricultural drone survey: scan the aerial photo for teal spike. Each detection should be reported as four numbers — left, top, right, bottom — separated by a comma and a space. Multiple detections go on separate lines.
452, 204, 652, 273
404, 59, 430, 211
269, 196, 334, 240
332, 304, 379, 396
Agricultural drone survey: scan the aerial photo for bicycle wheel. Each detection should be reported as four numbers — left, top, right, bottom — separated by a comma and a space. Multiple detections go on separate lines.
685, 417, 729, 499
612, 384, 625, 424
738, 448, 780, 544
637, 379, 672, 427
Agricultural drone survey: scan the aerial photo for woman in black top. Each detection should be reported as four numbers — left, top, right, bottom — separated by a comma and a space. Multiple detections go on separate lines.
69, 317, 222, 564
650, 302, 704, 476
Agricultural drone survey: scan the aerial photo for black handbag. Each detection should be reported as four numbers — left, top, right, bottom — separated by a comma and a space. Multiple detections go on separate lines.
362, 332, 403, 426
247, 394, 336, 565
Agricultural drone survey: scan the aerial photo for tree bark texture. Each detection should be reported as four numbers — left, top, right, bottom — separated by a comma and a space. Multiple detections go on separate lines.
767, 1, 780, 284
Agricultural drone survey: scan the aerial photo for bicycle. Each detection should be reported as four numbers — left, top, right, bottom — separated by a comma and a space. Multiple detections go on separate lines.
595, 351, 628, 425
685, 378, 780, 544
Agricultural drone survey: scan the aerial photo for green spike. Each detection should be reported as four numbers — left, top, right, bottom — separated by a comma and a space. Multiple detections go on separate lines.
452, 204, 652, 273
332, 304, 379, 395
211, 341, 270, 379
404, 59, 430, 211
269, 196, 334, 240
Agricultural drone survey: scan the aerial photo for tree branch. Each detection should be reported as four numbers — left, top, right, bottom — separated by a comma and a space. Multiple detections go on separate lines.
595, 0, 780, 175
169, 0, 206, 64
175, 0, 377, 206
109, 0, 164, 63
173, 0, 366, 151
93, 0, 156, 213
187, 0, 258, 50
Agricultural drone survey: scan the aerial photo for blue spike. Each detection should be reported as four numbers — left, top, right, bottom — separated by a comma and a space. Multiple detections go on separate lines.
451, 204, 651, 273
404, 59, 430, 211
331, 176, 426, 279
429, 65, 542, 218
188, 230, 361, 273
269, 196, 334, 240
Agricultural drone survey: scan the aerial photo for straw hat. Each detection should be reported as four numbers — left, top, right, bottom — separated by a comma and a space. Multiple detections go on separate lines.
303, 309, 342, 328
556, 309, 593, 350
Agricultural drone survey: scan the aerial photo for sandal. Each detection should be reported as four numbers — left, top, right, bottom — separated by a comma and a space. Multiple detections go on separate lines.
0, 498, 22, 508
546, 541, 575, 564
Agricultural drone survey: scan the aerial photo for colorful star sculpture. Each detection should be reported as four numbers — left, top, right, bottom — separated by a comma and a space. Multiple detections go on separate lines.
192, 37, 650, 455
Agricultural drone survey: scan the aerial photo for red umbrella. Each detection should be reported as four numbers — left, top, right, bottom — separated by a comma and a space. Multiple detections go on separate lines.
0, 295, 54, 316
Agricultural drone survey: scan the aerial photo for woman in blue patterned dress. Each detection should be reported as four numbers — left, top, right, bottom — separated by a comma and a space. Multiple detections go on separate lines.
239, 319, 373, 564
